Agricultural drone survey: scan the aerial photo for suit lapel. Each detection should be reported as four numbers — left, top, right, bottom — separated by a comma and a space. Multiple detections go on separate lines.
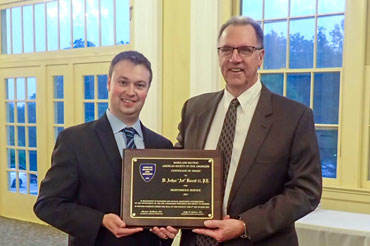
227, 86, 273, 207
141, 123, 157, 149
94, 114, 122, 181
197, 91, 224, 149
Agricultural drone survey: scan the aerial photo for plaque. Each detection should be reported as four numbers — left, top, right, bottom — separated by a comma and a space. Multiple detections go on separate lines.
121, 149, 222, 228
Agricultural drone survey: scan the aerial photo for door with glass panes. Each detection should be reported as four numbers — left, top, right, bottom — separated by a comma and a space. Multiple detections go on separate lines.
0, 67, 44, 221
0, 63, 110, 220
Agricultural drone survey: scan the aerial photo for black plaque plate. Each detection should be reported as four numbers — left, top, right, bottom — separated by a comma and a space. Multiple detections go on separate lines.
121, 149, 222, 228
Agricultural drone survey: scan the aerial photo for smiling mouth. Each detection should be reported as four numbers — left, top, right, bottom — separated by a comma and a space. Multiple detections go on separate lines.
122, 98, 136, 104
229, 68, 243, 72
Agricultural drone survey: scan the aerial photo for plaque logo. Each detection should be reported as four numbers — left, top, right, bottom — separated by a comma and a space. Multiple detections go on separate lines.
139, 163, 156, 182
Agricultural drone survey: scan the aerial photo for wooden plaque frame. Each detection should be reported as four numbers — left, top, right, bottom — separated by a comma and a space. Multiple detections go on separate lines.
121, 149, 222, 228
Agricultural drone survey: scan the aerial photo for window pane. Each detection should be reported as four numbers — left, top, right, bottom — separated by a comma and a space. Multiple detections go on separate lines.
28, 127, 37, 147
8, 171, 17, 192
12, 7, 22, 54
29, 151, 37, 171
316, 129, 338, 178
47, 1, 59, 51
7, 126, 15, 146
1, 9, 11, 54
241, 0, 262, 20
317, 15, 344, 68
35, 3, 46, 52
313, 72, 340, 124
265, 0, 288, 19
28, 77, 37, 99
264, 21, 287, 69
318, 0, 345, 14
54, 102, 64, 124
6, 102, 15, 123
18, 149, 26, 170
60, 0, 71, 49
23, 5, 34, 53
116, 0, 130, 44
27, 102, 36, 124
18, 126, 25, 147
98, 103, 108, 118
16, 77, 25, 100
73, 0, 85, 48
30, 174, 38, 195
261, 74, 283, 95
84, 103, 95, 122
6, 78, 15, 100
101, 0, 114, 46
86, 0, 99, 47
287, 73, 310, 107
54, 76, 64, 99
289, 18, 314, 69
84, 75, 95, 99
290, 0, 316, 16
17, 102, 25, 123
7, 149, 16, 169
6, 9, 11, 53
98, 75, 108, 99
19, 172, 28, 194
55, 127, 64, 140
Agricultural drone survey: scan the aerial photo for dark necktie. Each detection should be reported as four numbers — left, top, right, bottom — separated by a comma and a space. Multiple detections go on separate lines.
195, 98, 240, 246
217, 98, 240, 187
123, 127, 136, 149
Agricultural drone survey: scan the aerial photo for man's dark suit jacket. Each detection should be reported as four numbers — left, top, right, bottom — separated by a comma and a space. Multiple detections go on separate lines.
34, 114, 173, 246
176, 85, 322, 246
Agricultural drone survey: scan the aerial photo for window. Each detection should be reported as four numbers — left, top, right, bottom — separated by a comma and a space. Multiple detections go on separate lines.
84, 75, 109, 122
1, 0, 130, 54
5, 77, 38, 195
241, 0, 345, 179
53, 76, 65, 139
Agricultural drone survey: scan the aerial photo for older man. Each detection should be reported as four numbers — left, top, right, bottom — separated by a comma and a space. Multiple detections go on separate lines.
177, 16, 322, 246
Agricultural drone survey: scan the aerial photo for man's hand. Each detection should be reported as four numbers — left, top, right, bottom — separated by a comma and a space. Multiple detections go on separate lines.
150, 226, 178, 239
192, 215, 244, 242
102, 213, 143, 238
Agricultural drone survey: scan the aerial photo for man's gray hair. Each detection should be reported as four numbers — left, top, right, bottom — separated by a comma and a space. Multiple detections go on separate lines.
218, 16, 264, 48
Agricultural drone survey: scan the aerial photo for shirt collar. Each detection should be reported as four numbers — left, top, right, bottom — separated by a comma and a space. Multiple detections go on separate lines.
106, 109, 143, 137
224, 79, 262, 113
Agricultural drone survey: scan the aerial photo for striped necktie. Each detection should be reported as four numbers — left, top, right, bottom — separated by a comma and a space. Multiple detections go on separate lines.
122, 127, 136, 149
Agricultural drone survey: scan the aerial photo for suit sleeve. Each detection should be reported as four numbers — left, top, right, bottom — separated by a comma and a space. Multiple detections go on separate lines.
240, 107, 322, 242
174, 100, 188, 149
34, 129, 104, 245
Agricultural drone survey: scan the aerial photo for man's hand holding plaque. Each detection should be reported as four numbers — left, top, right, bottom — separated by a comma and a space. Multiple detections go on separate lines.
192, 215, 245, 243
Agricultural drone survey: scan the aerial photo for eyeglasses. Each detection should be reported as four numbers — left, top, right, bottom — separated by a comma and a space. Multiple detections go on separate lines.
217, 46, 263, 57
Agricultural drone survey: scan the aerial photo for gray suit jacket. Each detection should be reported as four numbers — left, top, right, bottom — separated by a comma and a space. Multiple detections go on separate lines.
34, 114, 173, 246
177, 85, 322, 246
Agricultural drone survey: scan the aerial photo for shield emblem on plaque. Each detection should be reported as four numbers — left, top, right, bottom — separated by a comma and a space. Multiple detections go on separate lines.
139, 163, 156, 182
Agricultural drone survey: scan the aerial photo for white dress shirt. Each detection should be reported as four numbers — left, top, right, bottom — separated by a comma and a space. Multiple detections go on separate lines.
204, 80, 262, 215
106, 109, 145, 158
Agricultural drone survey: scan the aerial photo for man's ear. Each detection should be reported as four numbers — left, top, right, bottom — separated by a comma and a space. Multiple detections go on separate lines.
107, 77, 111, 91
258, 49, 265, 67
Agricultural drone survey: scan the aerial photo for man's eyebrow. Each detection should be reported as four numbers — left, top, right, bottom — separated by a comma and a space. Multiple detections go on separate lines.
116, 75, 129, 80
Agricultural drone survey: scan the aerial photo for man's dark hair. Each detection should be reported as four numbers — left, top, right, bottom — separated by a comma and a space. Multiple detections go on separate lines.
218, 16, 264, 48
109, 50, 153, 83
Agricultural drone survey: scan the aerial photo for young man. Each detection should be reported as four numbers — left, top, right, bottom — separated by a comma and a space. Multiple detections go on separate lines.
34, 51, 177, 246
177, 16, 322, 246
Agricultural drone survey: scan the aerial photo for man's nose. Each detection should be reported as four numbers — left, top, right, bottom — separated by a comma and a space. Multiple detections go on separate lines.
229, 49, 242, 62
126, 84, 135, 95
